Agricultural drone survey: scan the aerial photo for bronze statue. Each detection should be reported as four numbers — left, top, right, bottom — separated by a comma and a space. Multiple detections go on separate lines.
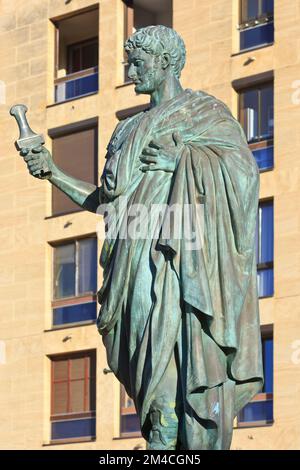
11, 25, 263, 450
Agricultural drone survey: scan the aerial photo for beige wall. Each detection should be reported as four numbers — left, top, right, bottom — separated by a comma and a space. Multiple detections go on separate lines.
0, 0, 299, 450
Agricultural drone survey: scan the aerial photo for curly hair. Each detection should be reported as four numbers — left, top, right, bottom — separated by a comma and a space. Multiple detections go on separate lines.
124, 25, 186, 79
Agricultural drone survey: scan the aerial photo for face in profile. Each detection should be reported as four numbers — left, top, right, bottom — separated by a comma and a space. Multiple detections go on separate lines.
127, 48, 165, 95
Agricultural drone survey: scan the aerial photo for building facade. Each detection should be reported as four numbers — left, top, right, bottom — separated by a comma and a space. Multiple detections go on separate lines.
0, 0, 299, 450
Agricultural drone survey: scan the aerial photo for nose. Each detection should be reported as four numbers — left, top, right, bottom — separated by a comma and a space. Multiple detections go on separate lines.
128, 64, 137, 80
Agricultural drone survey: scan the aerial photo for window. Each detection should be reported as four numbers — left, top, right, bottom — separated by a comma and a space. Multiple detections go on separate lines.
237, 326, 273, 426
239, 82, 274, 171
50, 351, 96, 443
123, 0, 172, 82
239, 0, 274, 51
51, 123, 98, 216
120, 385, 140, 437
256, 200, 274, 298
53, 7, 99, 102
52, 237, 97, 327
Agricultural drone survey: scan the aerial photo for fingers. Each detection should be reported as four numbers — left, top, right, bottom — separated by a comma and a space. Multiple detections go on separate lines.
140, 155, 157, 164
142, 147, 159, 156
27, 160, 41, 169
23, 153, 39, 162
140, 165, 161, 172
32, 145, 43, 154
20, 147, 29, 157
148, 140, 160, 150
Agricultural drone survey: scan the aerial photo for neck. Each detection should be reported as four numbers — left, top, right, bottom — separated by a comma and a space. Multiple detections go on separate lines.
150, 73, 183, 107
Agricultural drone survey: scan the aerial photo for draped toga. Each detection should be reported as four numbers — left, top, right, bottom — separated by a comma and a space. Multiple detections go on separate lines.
96, 89, 264, 449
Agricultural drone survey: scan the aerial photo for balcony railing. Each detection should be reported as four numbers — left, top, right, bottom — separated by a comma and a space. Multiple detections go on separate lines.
54, 67, 98, 103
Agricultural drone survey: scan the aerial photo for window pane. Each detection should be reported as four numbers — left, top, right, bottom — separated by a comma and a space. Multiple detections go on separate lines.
263, 338, 273, 393
257, 267, 274, 298
78, 238, 97, 294
121, 414, 140, 434
121, 387, 135, 409
240, 22, 274, 50
53, 301, 97, 326
245, 0, 259, 20
241, 0, 260, 22
69, 46, 81, 74
260, 85, 274, 139
71, 357, 86, 380
261, 0, 274, 15
53, 382, 68, 414
238, 399, 273, 422
51, 417, 96, 440
252, 146, 273, 171
260, 201, 274, 264
52, 127, 98, 216
70, 380, 85, 412
53, 360, 68, 381
240, 89, 259, 142
82, 42, 98, 69
54, 244, 76, 299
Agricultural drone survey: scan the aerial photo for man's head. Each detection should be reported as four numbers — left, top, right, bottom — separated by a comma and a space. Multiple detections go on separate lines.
124, 25, 186, 94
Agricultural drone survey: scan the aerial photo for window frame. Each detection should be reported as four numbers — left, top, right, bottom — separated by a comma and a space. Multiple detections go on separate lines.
51, 236, 98, 328
50, 350, 96, 443
50, 124, 98, 217
238, 81, 274, 144
240, 0, 274, 26
238, 0, 274, 52
238, 80, 274, 172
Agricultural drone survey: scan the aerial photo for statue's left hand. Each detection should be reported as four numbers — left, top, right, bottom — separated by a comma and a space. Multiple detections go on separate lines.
139, 132, 183, 173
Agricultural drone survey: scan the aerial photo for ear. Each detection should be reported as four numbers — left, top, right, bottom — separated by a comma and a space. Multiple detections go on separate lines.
161, 53, 171, 70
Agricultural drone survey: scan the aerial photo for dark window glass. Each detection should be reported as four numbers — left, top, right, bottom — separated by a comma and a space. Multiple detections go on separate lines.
239, 83, 274, 171
239, 84, 273, 143
256, 200, 274, 265
252, 146, 273, 171
238, 334, 273, 425
67, 39, 98, 74
53, 243, 76, 299
82, 42, 98, 70
79, 238, 97, 294
52, 238, 97, 326
52, 126, 98, 216
120, 385, 140, 436
263, 338, 273, 394
257, 268, 273, 298
51, 418, 96, 440
238, 399, 273, 423
256, 200, 274, 298
53, 302, 97, 326
240, 0, 274, 50
241, 0, 274, 22
240, 23, 274, 51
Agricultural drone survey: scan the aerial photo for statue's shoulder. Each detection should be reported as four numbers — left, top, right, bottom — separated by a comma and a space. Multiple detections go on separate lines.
107, 111, 144, 156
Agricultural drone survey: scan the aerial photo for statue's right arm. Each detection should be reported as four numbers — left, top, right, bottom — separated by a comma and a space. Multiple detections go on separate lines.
20, 145, 104, 213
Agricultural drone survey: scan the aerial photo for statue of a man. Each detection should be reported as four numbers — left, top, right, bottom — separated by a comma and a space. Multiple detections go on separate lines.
20, 26, 263, 450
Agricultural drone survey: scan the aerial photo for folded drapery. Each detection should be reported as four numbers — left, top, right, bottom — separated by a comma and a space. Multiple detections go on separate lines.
97, 89, 263, 449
